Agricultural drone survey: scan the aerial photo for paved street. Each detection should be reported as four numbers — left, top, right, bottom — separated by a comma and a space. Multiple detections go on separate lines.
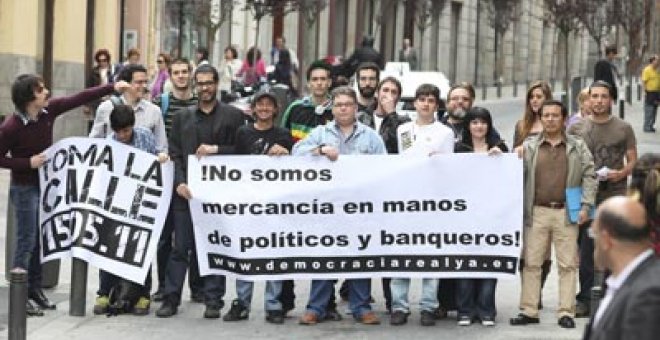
0, 96, 657, 340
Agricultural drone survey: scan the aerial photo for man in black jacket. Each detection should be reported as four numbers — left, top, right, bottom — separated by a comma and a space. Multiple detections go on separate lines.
342, 36, 384, 79
593, 46, 619, 101
156, 64, 245, 319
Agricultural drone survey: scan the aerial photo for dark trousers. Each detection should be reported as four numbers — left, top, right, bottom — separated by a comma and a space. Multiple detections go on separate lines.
437, 279, 458, 310
279, 280, 338, 312
162, 209, 225, 307
577, 221, 594, 303
156, 207, 202, 295
456, 279, 497, 319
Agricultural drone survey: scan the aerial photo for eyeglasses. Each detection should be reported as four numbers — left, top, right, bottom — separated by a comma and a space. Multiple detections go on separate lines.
333, 101, 355, 108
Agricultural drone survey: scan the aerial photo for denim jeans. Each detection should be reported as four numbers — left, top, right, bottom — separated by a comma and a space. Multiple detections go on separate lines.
456, 278, 497, 319
10, 184, 43, 292
162, 208, 225, 307
644, 99, 658, 130
390, 278, 439, 313
306, 279, 371, 318
235, 280, 282, 311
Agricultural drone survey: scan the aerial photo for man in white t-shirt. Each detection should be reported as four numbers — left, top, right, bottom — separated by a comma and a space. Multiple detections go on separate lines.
390, 84, 454, 327
397, 84, 454, 156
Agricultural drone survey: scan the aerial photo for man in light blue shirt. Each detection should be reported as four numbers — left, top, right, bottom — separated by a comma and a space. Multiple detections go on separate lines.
294, 86, 386, 325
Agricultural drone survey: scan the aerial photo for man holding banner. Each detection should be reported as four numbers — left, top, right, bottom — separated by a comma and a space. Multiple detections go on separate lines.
293, 86, 386, 325
0, 74, 129, 316
510, 100, 596, 329
156, 64, 246, 319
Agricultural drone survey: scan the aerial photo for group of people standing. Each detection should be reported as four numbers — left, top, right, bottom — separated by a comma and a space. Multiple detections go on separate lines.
1, 40, 659, 338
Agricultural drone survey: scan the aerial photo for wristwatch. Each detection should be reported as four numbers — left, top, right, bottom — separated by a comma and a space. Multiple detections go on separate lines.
318, 143, 326, 155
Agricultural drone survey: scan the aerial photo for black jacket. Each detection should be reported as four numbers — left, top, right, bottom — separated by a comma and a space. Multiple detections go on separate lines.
357, 110, 410, 154
593, 59, 618, 100
169, 101, 245, 209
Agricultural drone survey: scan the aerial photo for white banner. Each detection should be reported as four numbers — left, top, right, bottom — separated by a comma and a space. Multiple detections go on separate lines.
189, 154, 523, 280
39, 137, 173, 284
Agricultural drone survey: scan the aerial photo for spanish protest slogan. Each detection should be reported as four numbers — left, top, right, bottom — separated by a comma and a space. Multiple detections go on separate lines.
39, 137, 173, 284
188, 153, 523, 280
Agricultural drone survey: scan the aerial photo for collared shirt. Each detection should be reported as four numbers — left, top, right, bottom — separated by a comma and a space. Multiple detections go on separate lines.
15, 110, 43, 125
89, 95, 168, 152
534, 137, 568, 205
195, 104, 217, 145
593, 249, 654, 326
108, 126, 158, 155
292, 120, 386, 156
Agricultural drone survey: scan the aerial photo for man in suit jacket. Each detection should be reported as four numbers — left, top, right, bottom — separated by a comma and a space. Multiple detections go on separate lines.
593, 46, 619, 101
583, 196, 660, 340
156, 64, 245, 319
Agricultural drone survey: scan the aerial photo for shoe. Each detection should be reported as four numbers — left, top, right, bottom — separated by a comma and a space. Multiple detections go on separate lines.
282, 305, 294, 317
420, 310, 436, 326
265, 310, 284, 324
324, 308, 342, 321
29, 289, 56, 310
26, 300, 44, 317
558, 316, 575, 329
389, 310, 408, 325
644, 128, 657, 133
155, 300, 177, 318
457, 316, 472, 326
356, 311, 380, 325
223, 299, 248, 321
299, 311, 319, 325
152, 290, 165, 302
575, 301, 590, 318
433, 306, 448, 320
191, 291, 205, 303
133, 297, 150, 315
509, 313, 540, 326
481, 316, 496, 327
204, 304, 221, 319
93, 295, 110, 315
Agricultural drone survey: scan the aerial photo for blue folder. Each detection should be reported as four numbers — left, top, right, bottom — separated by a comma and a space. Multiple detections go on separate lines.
565, 187, 595, 224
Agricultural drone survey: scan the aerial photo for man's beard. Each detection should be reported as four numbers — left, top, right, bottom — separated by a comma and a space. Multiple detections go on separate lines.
359, 86, 376, 99
448, 107, 466, 119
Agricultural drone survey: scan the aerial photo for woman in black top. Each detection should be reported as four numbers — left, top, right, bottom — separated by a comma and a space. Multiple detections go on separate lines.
454, 107, 507, 327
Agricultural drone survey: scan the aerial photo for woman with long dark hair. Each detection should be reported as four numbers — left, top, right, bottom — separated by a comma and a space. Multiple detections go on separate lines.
238, 46, 266, 87
454, 107, 507, 326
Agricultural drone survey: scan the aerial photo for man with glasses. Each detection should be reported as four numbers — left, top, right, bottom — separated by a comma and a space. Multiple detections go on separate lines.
156, 64, 245, 319
151, 58, 204, 304
510, 100, 596, 329
294, 86, 386, 325
90, 63, 168, 315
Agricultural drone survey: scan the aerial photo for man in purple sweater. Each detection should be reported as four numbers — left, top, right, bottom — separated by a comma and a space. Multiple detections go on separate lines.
0, 74, 128, 316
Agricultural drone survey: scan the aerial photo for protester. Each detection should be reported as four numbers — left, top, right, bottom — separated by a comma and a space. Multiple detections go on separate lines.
567, 87, 592, 129
85, 49, 117, 117
568, 80, 637, 317
341, 36, 384, 79
293, 86, 386, 325
238, 46, 266, 87
156, 64, 245, 319
0, 74, 129, 316
150, 53, 171, 99
454, 106, 508, 327
628, 153, 660, 253
195, 46, 209, 67
278, 60, 335, 317
398, 38, 418, 70
583, 196, 660, 340
219, 45, 243, 96
354, 62, 380, 112
641, 54, 659, 132
151, 58, 203, 303
390, 84, 453, 327
223, 91, 293, 324
511, 100, 596, 329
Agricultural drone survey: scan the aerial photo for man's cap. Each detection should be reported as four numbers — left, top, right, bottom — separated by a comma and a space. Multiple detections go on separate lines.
252, 91, 278, 108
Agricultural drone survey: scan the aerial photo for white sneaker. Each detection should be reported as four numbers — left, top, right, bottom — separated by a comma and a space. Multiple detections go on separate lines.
458, 316, 472, 326
481, 318, 495, 327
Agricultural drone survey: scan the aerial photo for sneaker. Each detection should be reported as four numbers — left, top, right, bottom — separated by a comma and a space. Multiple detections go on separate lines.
390, 310, 408, 325
204, 304, 221, 319
458, 316, 472, 326
93, 295, 110, 315
222, 300, 248, 321
356, 311, 380, 325
26, 300, 44, 317
133, 297, 150, 315
152, 290, 165, 302
265, 310, 285, 324
155, 300, 177, 318
420, 310, 436, 326
481, 316, 496, 327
